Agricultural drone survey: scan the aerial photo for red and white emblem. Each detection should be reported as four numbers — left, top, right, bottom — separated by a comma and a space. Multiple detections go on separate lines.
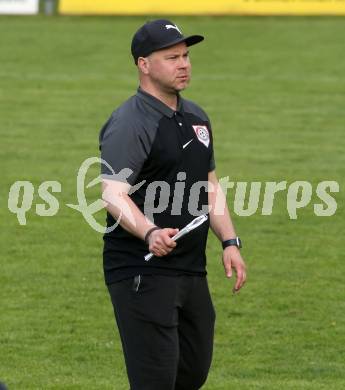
192, 125, 210, 148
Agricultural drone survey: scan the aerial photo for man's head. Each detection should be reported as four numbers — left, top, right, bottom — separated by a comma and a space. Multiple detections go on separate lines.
131, 19, 204, 94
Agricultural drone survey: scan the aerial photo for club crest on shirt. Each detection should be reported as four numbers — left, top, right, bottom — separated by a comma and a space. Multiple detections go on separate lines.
192, 125, 210, 148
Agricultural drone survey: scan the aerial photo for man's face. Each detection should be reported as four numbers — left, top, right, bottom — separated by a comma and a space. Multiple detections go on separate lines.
145, 42, 191, 93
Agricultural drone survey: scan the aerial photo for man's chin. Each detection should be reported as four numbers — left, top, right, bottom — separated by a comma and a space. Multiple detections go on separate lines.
175, 80, 190, 92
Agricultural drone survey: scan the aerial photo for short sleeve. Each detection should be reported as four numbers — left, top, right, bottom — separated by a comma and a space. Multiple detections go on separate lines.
99, 111, 150, 185
209, 150, 216, 172
207, 118, 216, 172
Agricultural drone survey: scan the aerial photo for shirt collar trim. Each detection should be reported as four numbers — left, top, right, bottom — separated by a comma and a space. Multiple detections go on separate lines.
137, 87, 183, 118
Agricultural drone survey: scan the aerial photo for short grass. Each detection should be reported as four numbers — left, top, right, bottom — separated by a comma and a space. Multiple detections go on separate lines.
0, 15, 344, 389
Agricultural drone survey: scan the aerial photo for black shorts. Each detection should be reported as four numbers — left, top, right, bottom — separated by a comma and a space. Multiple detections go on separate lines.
107, 274, 216, 390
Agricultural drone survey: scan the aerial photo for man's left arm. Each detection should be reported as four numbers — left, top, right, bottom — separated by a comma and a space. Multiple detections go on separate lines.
208, 170, 247, 292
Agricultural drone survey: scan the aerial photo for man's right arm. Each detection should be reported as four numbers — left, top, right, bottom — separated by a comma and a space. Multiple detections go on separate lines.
102, 179, 178, 257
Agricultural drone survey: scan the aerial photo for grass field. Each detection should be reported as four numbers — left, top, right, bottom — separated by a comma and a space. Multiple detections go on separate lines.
1, 15, 344, 389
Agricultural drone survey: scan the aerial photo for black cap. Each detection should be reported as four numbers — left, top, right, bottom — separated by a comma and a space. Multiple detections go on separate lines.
131, 19, 204, 64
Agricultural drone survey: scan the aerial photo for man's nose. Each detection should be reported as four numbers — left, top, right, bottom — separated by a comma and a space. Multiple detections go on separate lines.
178, 57, 189, 68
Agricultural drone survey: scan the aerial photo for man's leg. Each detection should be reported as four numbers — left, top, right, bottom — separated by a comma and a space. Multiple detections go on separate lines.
175, 276, 216, 390
107, 275, 180, 390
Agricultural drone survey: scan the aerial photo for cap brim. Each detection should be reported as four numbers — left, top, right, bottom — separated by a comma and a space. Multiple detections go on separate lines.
184, 35, 205, 47
153, 34, 204, 53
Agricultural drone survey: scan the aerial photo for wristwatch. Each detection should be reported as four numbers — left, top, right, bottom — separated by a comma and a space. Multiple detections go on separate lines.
222, 237, 242, 250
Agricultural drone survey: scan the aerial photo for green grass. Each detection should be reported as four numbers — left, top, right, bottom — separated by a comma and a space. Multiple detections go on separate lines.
1, 15, 344, 389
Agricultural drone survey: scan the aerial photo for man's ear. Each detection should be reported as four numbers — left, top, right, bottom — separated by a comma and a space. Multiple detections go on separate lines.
138, 57, 150, 75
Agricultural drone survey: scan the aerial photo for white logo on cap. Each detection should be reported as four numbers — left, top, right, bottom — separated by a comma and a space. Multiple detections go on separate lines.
165, 24, 182, 35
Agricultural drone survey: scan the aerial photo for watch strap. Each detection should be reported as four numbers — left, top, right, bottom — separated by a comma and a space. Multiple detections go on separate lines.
222, 237, 242, 249
144, 226, 160, 244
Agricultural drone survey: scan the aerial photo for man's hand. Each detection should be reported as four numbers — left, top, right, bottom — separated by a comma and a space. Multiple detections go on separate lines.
148, 228, 179, 257
222, 247, 247, 293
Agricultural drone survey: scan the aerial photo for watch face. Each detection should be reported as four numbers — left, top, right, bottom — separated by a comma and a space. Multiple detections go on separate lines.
237, 237, 242, 249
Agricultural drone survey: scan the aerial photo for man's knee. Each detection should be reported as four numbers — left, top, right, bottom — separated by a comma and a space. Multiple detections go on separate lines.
175, 364, 210, 390
130, 375, 176, 390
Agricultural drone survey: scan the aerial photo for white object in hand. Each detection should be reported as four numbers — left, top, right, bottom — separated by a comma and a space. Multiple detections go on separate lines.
144, 214, 208, 262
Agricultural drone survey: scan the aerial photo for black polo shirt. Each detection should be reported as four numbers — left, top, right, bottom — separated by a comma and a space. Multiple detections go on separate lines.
99, 87, 215, 284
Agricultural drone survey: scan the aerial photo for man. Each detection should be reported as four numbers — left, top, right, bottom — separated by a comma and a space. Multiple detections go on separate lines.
99, 19, 246, 390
